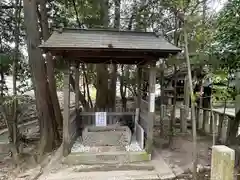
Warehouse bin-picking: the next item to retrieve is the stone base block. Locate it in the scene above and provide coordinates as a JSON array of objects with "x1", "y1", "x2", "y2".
[
  {"x1": 63, "y1": 151, "x2": 151, "y2": 165},
  {"x1": 82, "y1": 125, "x2": 132, "y2": 146},
  {"x1": 0, "y1": 142, "x2": 9, "y2": 154}
]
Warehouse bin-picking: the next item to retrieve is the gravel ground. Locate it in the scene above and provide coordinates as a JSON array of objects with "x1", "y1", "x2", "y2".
[{"x1": 71, "y1": 135, "x2": 143, "y2": 153}]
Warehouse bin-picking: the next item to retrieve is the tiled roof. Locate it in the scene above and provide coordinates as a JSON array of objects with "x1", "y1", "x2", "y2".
[{"x1": 39, "y1": 28, "x2": 181, "y2": 53}]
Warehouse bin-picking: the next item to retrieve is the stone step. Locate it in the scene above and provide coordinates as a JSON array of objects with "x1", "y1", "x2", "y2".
[
  {"x1": 72, "y1": 163, "x2": 155, "y2": 172},
  {"x1": 46, "y1": 170, "x2": 161, "y2": 180},
  {"x1": 63, "y1": 151, "x2": 151, "y2": 165},
  {"x1": 71, "y1": 145, "x2": 126, "y2": 153}
]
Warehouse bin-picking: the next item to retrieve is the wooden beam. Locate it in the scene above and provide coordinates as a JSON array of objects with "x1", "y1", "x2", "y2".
[
  {"x1": 65, "y1": 57, "x2": 149, "y2": 65},
  {"x1": 45, "y1": 50, "x2": 173, "y2": 62},
  {"x1": 146, "y1": 62, "x2": 156, "y2": 154},
  {"x1": 63, "y1": 61, "x2": 71, "y2": 156},
  {"x1": 50, "y1": 49, "x2": 156, "y2": 58}
]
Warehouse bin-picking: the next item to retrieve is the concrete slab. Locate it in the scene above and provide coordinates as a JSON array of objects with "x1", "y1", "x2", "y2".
[
  {"x1": 45, "y1": 170, "x2": 160, "y2": 180},
  {"x1": 72, "y1": 163, "x2": 155, "y2": 172},
  {"x1": 82, "y1": 125, "x2": 132, "y2": 146},
  {"x1": 152, "y1": 149, "x2": 176, "y2": 179}
]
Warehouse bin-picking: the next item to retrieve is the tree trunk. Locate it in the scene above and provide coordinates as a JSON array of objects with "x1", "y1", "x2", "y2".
[
  {"x1": 0, "y1": 63, "x2": 4, "y2": 97},
  {"x1": 82, "y1": 64, "x2": 93, "y2": 108},
  {"x1": 96, "y1": 65, "x2": 109, "y2": 109},
  {"x1": 39, "y1": 0, "x2": 63, "y2": 131},
  {"x1": 107, "y1": 0, "x2": 120, "y2": 110},
  {"x1": 169, "y1": 66, "x2": 177, "y2": 147},
  {"x1": 184, "y1": 21, "x2": 198, "y2": 180},
  {"x1": 108, "y1": 64, "x2": 117, "y2": 109},
  {"x1": 23, "y1": 0, "x2": 58, "y2": 153},
  {"x1": 69, "y1": 74, "x2": 90, "y2": 110},
  {"x1": 159, "y1": 60, "x2": 165, "y2": 136},
  {"x1": 95, "y1": 0, "x2": 109, "y2": 109},
  {"x1": 120, "y1": 65, "x2": 128, "y2": 110},
  {"x1": 11, "y1": 0, "x2": 22, "y2": 156}
]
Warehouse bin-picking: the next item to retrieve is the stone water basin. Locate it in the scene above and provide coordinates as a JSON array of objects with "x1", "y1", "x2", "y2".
[{"x1": 82, "y1": 125, "x2": 132, "y2": 146}]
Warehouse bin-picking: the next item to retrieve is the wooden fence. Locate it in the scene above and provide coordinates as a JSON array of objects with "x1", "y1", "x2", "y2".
[
  {"x1": 177, "y1": 105, "x2": 236, "y2": 144},
  {"x1": 139, "y1": 98, "x2": 149, "y2": 134},
  {"x1": 77, "y1": 107, "x2": 135, "y2": 127},
  {"x1": 195, "y1": 107, "x2": 235, "y2": 144}
]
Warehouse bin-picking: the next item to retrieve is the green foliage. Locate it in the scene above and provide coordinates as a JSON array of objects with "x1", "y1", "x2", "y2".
[
  {"x1": 205, "y1": 70, "x2": 235, "y2": 103},
  {"x1": 55, "y1": 71, "x2": 64, "y2": 90},
  {"x1": 0, "y1": 53, "x2": 12, "y2": 71},
  {"x1": 0, "y1": 0, "x2": 31, "y2": 95},
  {"x1": 0, "y1": 95, "x2": 34, "y2": 126},
  {"x1": 212, "y1": 0, "x2": 240, "y2": 70}
]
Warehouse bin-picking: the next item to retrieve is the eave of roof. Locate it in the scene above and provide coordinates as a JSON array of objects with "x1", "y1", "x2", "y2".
[{"x1": 39, "y1": 28, "x2": 181, "y2": 53}]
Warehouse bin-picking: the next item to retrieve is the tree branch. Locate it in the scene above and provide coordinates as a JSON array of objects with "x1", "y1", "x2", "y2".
[
  {"x1": 72, "y1": 0, "x2": 82, "y2": 28},
  {"x1": 0, "y1": 5, "x2": 23, "y2": 9}
]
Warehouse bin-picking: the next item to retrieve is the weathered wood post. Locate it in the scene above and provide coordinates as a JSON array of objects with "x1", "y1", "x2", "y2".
[
  {"x1": 211, "y1": 145, "x2": 235, "y2": 180},
  {"x1": 205, "y1": 110, "x2": 211, "y2": 133},
  {"x1": 160, "y1": 59, "x2": 165, "y2": 119},
  {"x1": 146, "y1": 62, "x2": 156, "y2": 154},
  {"x1": 180, "y1": 105, "x2": 187, "y2": 133},
  {"x1": 74, "y1": 62, "x2": 81, "y2": 134},
  {"x1": 135, "y1": 65, "x2": 142, "y2": 130},
  {"x1": 195, "y1": 106, "x2": 200, "y2": 129},
  {"x1": 63, "y1": 61, "x2": 71, "y2": 156}
]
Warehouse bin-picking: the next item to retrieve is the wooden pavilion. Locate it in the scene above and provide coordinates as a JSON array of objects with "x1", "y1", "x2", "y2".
[{"x1": 39, "y1": 28, "x2": 181, "y2": 163}]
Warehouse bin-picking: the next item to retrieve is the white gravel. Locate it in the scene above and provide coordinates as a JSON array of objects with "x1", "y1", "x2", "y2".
[
  {"x1": 71, "y1": 134, "x2": 143, "y2": 153},
  {"x1": 125, "y1": 135, "x2": 143, "y2": 152}
]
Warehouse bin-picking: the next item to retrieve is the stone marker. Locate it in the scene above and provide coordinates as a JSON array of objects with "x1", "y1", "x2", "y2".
[{"x1": 211, "y1": 145, "x2": 235, "y2": 180}]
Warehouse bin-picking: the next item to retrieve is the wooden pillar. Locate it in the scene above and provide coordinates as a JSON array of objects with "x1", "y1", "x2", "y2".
[
  {"x1": 135, "y1": 65, "x2": 142, "y2": 127},
  {"x1": 211, "y1": 145, "x2": 235, "y2": 180},
  {"x1": 146, "y1": 62, "x2": 156, "y2": 154},
  {"x1": 75, "y1": 62, "x2": 80, "y2": 111},
  {"x1": 63, "y1": 61, "x2": 71, "y2": 156},
  {"x1": 160, "y1": 59, "x2": 165, "y2": 118},
  {"x1": 137, "y1": 65, "x2": 142, "y2": 108}
]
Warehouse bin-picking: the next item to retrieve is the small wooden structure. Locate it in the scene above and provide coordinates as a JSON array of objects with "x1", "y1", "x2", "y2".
[
  {"x1": 163, "y1": 62, "x2": 209, "y2": 104},
  {"x1": 39, "y1": 28, "x2": 181, "y2": 161}
]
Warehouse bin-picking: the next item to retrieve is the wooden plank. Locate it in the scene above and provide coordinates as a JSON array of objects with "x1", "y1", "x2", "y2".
[
  {"x1": 139, "y1": 111, "x2": 148, "y2": 133},
  {"x1": 63, "y1": 61, "x2": 71, "y2": 156},
  {"x1": 136, "y1": 123, "x2": 144, "y2": 149}
]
